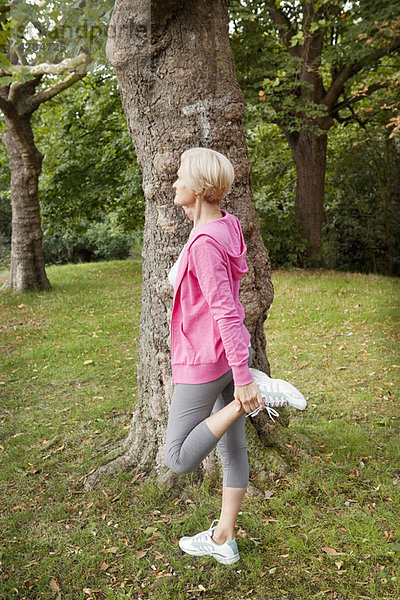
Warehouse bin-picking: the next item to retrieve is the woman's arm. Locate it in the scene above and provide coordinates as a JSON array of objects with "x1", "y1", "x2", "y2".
[
  {"x1": 190, "y1": 237, "x2": 264, "y2": 414},
  {"x1": 190, "y1": 237, "x2": 251, "y2": 382}
]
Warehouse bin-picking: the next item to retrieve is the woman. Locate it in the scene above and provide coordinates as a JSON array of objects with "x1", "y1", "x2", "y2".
[{"x1": 164, "y1": 147, "x2": 264, "y2": 565}]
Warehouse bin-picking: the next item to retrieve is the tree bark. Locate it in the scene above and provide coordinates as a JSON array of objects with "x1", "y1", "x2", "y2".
[
  {"x1": 288, "y1": 130, "x2": 328, "y2": 266},
  {"x1": 0, "y1": 56, "x2": 89, "y2": 293},
  {"x1": 0, "y1": 90, "x2": 50, "y2": 293},
  {"x1": 85, "y1": 0, "x2": 278, "y2": 489}
]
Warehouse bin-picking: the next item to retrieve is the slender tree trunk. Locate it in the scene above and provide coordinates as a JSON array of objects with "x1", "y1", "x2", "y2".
[
  {"x1": 1, "y1": 111, "x2": 50, "y2": 293},
  {"x1": 85, "y1": 0, "x2": 279, "y2": 489},
  {"x1": 381, "y1": 135, "x2": 396, "y2": 276},
  {"x1": 288, "y1": 130, "x2": 328, "y2": 266}
]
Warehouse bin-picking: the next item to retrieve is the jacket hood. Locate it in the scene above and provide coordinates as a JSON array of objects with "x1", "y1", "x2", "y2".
[{"x1": 187, "y1": 210, "x2": 248, "y2": 280}]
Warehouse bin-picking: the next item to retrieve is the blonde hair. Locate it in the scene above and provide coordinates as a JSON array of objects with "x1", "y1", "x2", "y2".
[{"x1": 180, "y1": 148, "x2": 235, "y2": 205}]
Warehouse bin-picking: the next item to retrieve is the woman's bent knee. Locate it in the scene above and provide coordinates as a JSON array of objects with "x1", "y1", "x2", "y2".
[{"x1": 164, "y1": 450, "x2": 192, "y2": 475}]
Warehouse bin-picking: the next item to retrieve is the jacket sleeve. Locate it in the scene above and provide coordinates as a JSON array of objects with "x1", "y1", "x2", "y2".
[{"x1": 190, "y1": 237, "x2": 253, "y2": 386}]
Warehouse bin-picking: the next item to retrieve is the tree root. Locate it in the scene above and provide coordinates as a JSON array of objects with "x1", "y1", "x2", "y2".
[
  {"x1": 84, "y1": 412, "x2": 315, "y2": 492},
  {"x1": 84, "y1": 451, "x2": 138, "y2": 491}
]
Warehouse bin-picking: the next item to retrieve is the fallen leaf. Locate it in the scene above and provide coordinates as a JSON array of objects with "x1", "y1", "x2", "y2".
[
  {"x1": 261, "y1": 517, "x2": 279, "y2": 524},
  {"x1": 49, "y1": 578, "x2": 60, "y2": 592},
  {"x1": 136, "y1": 550, "x2": 147, "y2": 559},
  {"x1": 322, "y1": 546, "x2": 344, "y2": 556},
  {"x1": 103, "y1": 546, "x2": 118, "y2": 554},
  {"x1": 143, "y1": 526, "x2": 158, "y2": 536},
  {"x1": 146, "y1": 535, "x2": 160, "y2": 542}
]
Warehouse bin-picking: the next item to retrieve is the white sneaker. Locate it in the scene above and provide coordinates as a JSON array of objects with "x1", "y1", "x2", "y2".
[
  {"x1": 179, "y1": 520, "x2": 240, "y2": 565},
  {"x1": 247, "y1": 368, "x2": 308, "y2": 420}
]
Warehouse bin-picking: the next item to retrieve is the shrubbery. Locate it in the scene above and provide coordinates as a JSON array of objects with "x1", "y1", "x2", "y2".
[
  {"x1": 42, "y1": 218, "x2": 142, "y2": 266},
  {"x1": 246, "y1": 115, "x2": 400, "y2": 274}
]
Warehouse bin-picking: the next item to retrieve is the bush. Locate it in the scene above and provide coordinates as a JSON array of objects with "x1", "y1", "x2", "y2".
[
  {"x1": 246, "y1": 117, "x2": 307, "y2": 268},
  {"x1": 324, "y1": 124, "x2": 400, "y2": 275},
  {"x1": 42, "y1": 219, "x2": 141, "y2": 265}
]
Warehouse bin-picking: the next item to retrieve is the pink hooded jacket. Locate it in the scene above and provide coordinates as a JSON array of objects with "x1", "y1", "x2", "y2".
[{"x1": 170, "y1": 210, "x2": 253, "y2": 387}]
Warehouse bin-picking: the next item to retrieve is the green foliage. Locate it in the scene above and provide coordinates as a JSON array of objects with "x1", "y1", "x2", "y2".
[
  {"x1": 0, "y1": 69, "x2": 145, "y2": 268},
  {"x1": 42, "y1": 214, "x2": 142, "y2": 266},
  {"x1": 231, "y1": 0, "x2": 400, "y2": 271},
  {"x1": 245, "y1": 107, "x2": 307, "y2": 267},
  {"x1": 34, "y1": 71, "x2": 145, "y2": 235},
  {"x1": 324, "y1": 121, "x2": 400, "y2": 275},
  {"x1": 0, "y1": 143, "x2": 11, "y2": 266},
  {"x1": 245, "y1": 98, "x2": 400, "y2": 274},
  {"x1": 1, "y1": 0, "x2": 114, "y2": 74},
  {"x1": 230, "y1": 0, "x2": 400, "y2": 131}
]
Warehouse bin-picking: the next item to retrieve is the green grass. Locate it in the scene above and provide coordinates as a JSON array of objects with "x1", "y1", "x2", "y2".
[{"x1": 0, "y1": 262, "x2": 399, "y2": 600}]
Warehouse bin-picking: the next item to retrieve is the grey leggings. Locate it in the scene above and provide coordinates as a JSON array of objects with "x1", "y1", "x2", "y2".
[{"x1": 164, "y1": 350, "x2": 252, "y2": 488}]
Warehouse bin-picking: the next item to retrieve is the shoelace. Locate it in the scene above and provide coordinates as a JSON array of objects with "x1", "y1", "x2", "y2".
[
  {"x1": 247, "y1": 397, "x2": 288, "y2": 421},
  {"x1": 248, "y1": 405, "x2": 280, "y2": 421},
  {"x1": 191, "y1": 520, "x2": 219, "y2": 544}
]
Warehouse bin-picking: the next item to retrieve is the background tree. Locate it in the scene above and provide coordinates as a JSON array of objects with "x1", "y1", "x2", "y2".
[
  {"x1": 0, "y1": 69, "x2": 145, "y2": 267},
  {"x1": 0, "y1": 0, "x2": 113, "y2": 292},
  {"x1": 245, "y1": 112, "x2": 306, "y2": 266},
  {"x1": 244, "y1": 96, "x2": 400, "y2": 273},
  {"x1": 35, "y1": 71, "x2": 145, "y2": 264},
  {"x1": 324, "y1": 103, "x2": 400, "y2": 275},
  {"x1": 36, "y1": 72, "x2": 144, "y2": 236},
  {"x1": 230, "y1": 0, "x2": 400, "y2": 265},
  {"x1": 85, "y1": 0, "x2": 280, "y2": 490}
]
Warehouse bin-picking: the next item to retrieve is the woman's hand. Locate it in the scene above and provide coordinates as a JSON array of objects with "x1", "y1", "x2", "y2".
[{"x1": 234, "y1": 381, "x2": 264, "y2": 415}]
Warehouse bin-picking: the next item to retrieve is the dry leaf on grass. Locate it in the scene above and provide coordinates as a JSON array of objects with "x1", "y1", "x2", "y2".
[
  {"x1": 49, "y1": 578, "x2": 60, "y2": 592},
  {"x1": 321, "y1": 546, "x2": 344, "y2": 556}
]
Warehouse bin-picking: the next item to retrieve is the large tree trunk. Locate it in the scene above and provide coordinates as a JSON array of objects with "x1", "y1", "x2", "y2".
[
  {"x1": 287, "y1": 130, "x2": 328, "y2": 267},
  {"x1": 1, "y1": 101, "x2": 50, "y2": 293},
  {"x1": 85, "y1": 0, "x2": 280, "y2": 489}
]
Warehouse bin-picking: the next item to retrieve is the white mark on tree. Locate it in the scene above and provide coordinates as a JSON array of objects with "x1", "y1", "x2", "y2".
[{"x1": 182, "y1": 99, "x2": 213, "y2": 140}]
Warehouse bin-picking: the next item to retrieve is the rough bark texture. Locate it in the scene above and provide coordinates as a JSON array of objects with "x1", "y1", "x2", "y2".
[
  {"x1": 85, "y1": 0, "x2": 284, "y2": 490},
  {"x1": 0, "y1": 56, "x2": 88, "y2": 293},
  {"x1": 290, "y1": 131, "x2": 328, "y2": 266},
  {"x1": 0, "y1": 82, "x2": 50, "y2": 293}
]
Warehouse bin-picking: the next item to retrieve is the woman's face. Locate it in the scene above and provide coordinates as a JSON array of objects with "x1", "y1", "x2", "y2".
[{"x1": 173, "y1": 166, "x2": 196, "y2": 217}]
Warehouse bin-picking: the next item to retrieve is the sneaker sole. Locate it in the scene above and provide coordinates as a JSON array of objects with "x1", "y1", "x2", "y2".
[
  {"x1": 268, "y1": 378, "x2": 308, "y2": 410},
  {"x1": 250, "y1": 369, "x2": 308, "y2": 410},
  {"x1": 179, "y1": 542, "x2": 240, "y2": 565}
]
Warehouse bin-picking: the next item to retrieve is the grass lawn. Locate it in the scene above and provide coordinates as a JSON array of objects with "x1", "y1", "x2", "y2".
[{"x1": 0, "y1": 260, "x2": 399, "y2": 600}]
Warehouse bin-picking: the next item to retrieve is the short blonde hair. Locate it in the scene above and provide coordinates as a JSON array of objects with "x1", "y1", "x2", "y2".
[{"x1": 180, "y1": 148, "x2": 235, "y2": 205}]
